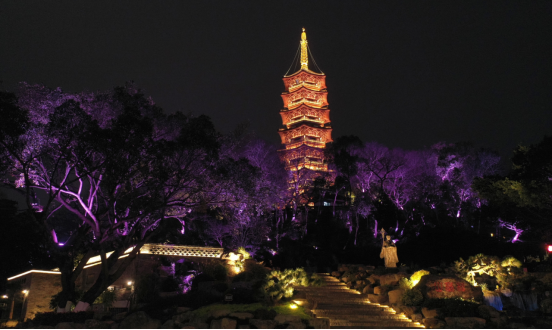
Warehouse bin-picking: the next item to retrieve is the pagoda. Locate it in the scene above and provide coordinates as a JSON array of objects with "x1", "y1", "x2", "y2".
[{"x1": 278, "y1": 28, "x2": 333, "y2": 175}]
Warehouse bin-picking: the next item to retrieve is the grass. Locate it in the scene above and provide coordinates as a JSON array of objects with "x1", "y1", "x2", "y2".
[{"x1": 191, "y1": 303, "x2": 312, "y2": 320}]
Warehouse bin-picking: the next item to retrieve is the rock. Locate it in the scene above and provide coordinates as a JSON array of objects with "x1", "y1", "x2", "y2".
[
  {"x1": 120, "y1": 311, "x2": 162, "y2": 329},
  {"x1": 110, "y1": 322, "x2": 119, "y2": 329},
  {"x1": 401, "y1": 306, "x2": 420, "y2": 318},
  {"x1": 369, "y1": 274, "x2": 381, "y2": 281},
  {"x1": 489, "y1": 316, "x2": 508, "y2": 328},
  {"x1": 161, "y1": 320, "x2": 175, "y2": 329},
  {"x1": 368, "y1": 293, "x2": 388, "y2": 304},
  {"x1": 445, "y1": 317, "x2": 486, "y2": 329},
  {"x1": 346, "y1": 281, "x2": 353, "y2": 289},
  {"x1": 422, "y1": 307, "x2": 444, "y2": 319},
  {"x1": 379, "y1": 272, "x2": 408, "y2": 286},
  {"x1": 411, "y1": 313, "x2": 423, "y2": 322},
  {"x1": 309, "y1": 318, "x2": 330, "y2": 329},
  {"x1": 338, "y1": 265, "x2": 349, "y2": 272},
  {"x1": 415, "y1": 274, "x2": 484, "y2": 302},
  {"x1": 93, "y1": 311, "x2": 112, "y2": 321},
  {"x1": 362, "y1": 286, "x2": 373, "y2": 294},
  {"x1": 249, "y1": 319, "x2": 277, "y2": 329},
  {"x1": 275, "y1": 315, "x2": 302, "y2": 324},
  {"x1": 177, "y1": 307, "x2": 191, "y2": 314},
  {"x1": 210, "y1": 308, "x2": 232, "y2": 318},
  {"x1": 540, "y1": 298, "x2": 552, "y2": 314},
  {"x1": 477, "y1": 305, "x2": 500, "y2": 320},
  {"x1": 287, "y1": 321, "x2": 306, "y2": 329},
  {"x1": 55, "y1": 322, "x2": 78, "y2": 329},
  {"x1": 36, "y1": 326, "x2": 55, "y2": 329},
  {"x1": 388, "y1": 289, "x2": 405, "y2": 304},
  {"x1": 228, "y1": 312, "x2": 254, "y2": 320},
  {"x1": 220, "y1": 318, "x2": 237, "y2": 329},
  {"x1": 186, "y1": 322, "x2": 209, "y2": 329},
  {"x1": 353, "y1": 283, "x2": 364, "y2": 291},
  {"x1": 423, "y1": 318, "x2": 446, "y2": 329},
  {"x1": 174, "y1": 311, "x2": 193, "y2": 324},
  {"x1": 85, "y1": 319, "x2": 110, "y2": 329},
  {"x1": 112, "y1": 312, "x2": 127, "y2": 322},
  {"x1": 366, "y1": 277, "x2": 377, "y2": 285},
  {"x1": 331, "y1": 271, "x2": 341, "y2": 277},
  {"x1": 238, "y1": 326, "x2": 250, "y2": 329},
  {"x1": 373, "y1": 286, "x2": 382, "y2": 295}
]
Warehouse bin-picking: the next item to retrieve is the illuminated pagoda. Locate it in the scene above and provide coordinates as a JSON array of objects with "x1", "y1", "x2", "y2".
[{"x1": 278, "y1": 28, "x2": 333, "y2": 177}]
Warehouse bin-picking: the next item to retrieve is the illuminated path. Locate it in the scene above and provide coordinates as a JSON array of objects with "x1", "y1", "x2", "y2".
[{"x1": 296, "y1": 274, "x2": 424, "y2": 329}]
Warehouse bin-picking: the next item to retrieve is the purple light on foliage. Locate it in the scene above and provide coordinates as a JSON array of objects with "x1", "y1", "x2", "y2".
[{"x1": 499, "y1": 219, "x2": 524, "y2": 243}]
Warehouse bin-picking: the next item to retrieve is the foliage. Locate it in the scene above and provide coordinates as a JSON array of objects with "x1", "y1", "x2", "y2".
[
  {"x1": 189, "y1": 303, "x2": 311, "y2": 321},
  {"x1": 200, "y1": 260, "x2": 229, "y2": 282},
  {"x1": 135, "y1": 273, "x2": 160, "y2": 303},
  {"x1": 453, "y1": 254, "x2": 522, "y2": 288},
  {"x1": 232, "y1": 262, "x2": 269, "y2": 283},
  {"x1": 263, "y1": 268, "x2": 320, "y2": 302},
  {"x1": 422, "y1": 298, "x2": 480, "y2": 317},
  {"x1": 401, "y1": 288, "x2": 423, "y2": 306},
  {"x1": 31, "y1": 311, "x2": 94, "y2": 325},
  {"x1": 93, "y1": 289, "x2": 116, "y2": 307},
  {"x1": 49, "y1": 290, "x2": 83, "y2": 310}
]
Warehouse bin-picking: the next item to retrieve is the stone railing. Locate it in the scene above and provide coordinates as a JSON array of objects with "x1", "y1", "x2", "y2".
[{"x1": 140, "y1": 244, "x2": 223, "y2": 258}]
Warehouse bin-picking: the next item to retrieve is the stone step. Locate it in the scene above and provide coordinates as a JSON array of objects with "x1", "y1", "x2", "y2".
[
  {"x1": 314, "y1": 307, "x2": 392, "y2": 314},
  {"x1": 316, "y1": 314, "x2": 405, "y2": 321},
  {"x1": 330, "y1": 320, "x2": 422, "y2": 328}
]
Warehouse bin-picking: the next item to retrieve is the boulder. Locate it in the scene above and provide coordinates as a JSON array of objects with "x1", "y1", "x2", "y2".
[
  {"x1": 55, "y1": 322, "x2": 79, "y2": 329},
  {"x1": 210, "y1": 309, "x2": 232, "y2": 318},
  {"x1": 174, "y1": 311, "x2": 193, "y2": 324},
  {"x1": 275, "y1": 315, "x2": 302, "y2": 325},
  {"x1": 489, "y1": 316, "x2": 508, "y2": 328},
  {"x1": 362, "y1": 286, "x2": 373, "y2": 294},
  {"x1": 120, "y1": 311, "x2": 162, "y2": 329},
  {"x1": 161, "y1": 320, "x2": 175, "y2": 329},
  {"x1": 287, "y1": 322, "x2": 306, "y2": 329},
  {"x1": 85, "y1": 319, "x2": 110, "y2": 329},
  {"x1": 540, "y1": 298, "x2": 552, "y2": 314},
  {"x1": 177, "y1": 307, "x2": 191, "y2": 314},
  {"x1": 421, "y1": 307, "x2": 444, "y2": 319},
  {"x1": 249, "y1": 319, "x2": 277, "y2": 329},
  {"x1": 414, "y1": 274, "x2": 484, "y2": 302},
  {"x1": 373, "y1": 286, "x2": 382, "y2": 295},
  {"x1": 112, "y1": 312, "x2": 127, "y2": 322},
  {"x1": 220, "y1": 318, "x2": 237, "y2": 329},
  {"x1": 444, "y1": 317, "x2": 486, "y2": 329},
  {"x1": 477, "y1": 305, "x2": 500, "y2": 320},
  {"x1": 379, "y1": 272, "x2": 408, "y2": 286},
  {"x1": 401, "y1": 306, "x2": 420, "y2": 318},
  {"x1": 366, "y1": 277, "x2": 377, "y2": 285},
  {"x1": 229, "y1": 312, "x2": 254, "y2": 320},
  {"x1": 388, "y1": 289, "x2": 405, "y2": 304},
  {"x1": 423, "y1": 318, "x2": 446, "y2": 329},
  {"x1": 331, "y1": 271, "x2": 341, "y2": 277},
  {"x1": 368, "y1": 293, "x2": 388, "y2": 304},
  {"x1": 365, "y1": 266, "x2": 375, "y2": 272},
  {"x1": 308, "y1": 318, "x2": 330, "y2": 329},
  {"x1": 338, "y1": 265, "x2": 349, "y2": 272},
  {"x1": 411, "y1": 313, "x2": 423, "y2": 322},
  {"x1": 346, "y1": 281, "x2": 353, "y2": 289}
]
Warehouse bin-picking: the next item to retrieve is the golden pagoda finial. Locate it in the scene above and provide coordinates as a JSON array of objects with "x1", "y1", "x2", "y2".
[{"x1": 300, "y1": 28, "x2": 308, "y2": 70}]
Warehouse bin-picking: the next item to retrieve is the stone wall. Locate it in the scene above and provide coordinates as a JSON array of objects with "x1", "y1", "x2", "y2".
[{"x1": 25, "y1": 273, "x2": 61, "y2": 321}]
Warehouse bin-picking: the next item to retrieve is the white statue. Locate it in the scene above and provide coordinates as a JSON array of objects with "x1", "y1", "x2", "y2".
[{"x1": 379, "y1": 229, "x2": 399, "y2": 268}]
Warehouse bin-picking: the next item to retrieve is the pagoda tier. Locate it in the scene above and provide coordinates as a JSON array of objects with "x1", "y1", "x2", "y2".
[
  {"x1": 278, "y1": 28, "x2": 333, "y2": 175},
  {"x1": 278, "y1": 124, "x2": 332, "y2": 145},
  {"x1": 281, "y1": 86, "x2": 328, "y2": 110},
  {"x1": 280, "y1": 104, "x2": 331, "y2": 128}
]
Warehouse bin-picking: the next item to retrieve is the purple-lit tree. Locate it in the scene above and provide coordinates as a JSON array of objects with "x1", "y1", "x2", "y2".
[{"x1": 0, "y1": 83, "x2": 236, "y2": 311}]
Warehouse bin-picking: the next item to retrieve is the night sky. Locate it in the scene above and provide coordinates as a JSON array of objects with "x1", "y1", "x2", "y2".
[{"x1": 1, "y1": 1, "x2": 551, "y2": 159}]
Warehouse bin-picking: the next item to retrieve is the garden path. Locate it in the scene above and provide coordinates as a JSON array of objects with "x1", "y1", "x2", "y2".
[{"x1": 298, "y1": 274, "x2": 425, "y2": 329}]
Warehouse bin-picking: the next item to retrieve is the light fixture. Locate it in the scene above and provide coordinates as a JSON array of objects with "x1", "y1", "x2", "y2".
[
  {"x1": 22, "y1": 290, "x2": 28, "y2": 294},
  {"x1": 548, "y1": 245, "x2": 552, "y2": 252},
  {"x1": 2, "y1": 295, "x2": 7, "y2": 299},
  {"x1": 289, "y1": 303, "x2": 298, "y2": 309},
  {"x1": 127, "y1": 281, "x2": 132, "y2": 286}
]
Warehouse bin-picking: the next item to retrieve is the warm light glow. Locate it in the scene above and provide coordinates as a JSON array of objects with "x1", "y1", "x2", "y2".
[
  {"x1": 2, "y1": 295, "x2": 8, "y2": 299},
  {"x1": 127, "y1": 281, "x2": 132, "y2": 286},
  {"x1": 411, "y1": 279, "x2": 420, "y2": 286},
  {"x1": 548, "y1": 245, "x2": 552, "y2": 252},
  {"x1": 289, "y1": 303, "x2": 298, "y2": 309},
  {"x1": 22, "y1": 290, "x2": 28, "y2": 294},
  {"x1": 234, "y1": 266, "x2": 241, "y2": 274},
  {"x1": 300, "y1": 28, "x2": 308, "y2": 69},
  {"x1": 8, "y1": 270, "x2": 61, "y2": 281}
]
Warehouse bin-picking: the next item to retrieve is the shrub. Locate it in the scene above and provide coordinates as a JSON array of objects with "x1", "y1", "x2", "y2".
[
  {"x1": 410, "y1": 270, "x2": 430, "y2": 286},
  {"x1": 401, "y1": 289, "x2": 423, "y2": 306},
  {"x1": 135, "y1": 273, "x2": 160, "y2": 303},
  {"x1": 263, "y1": 268, "x2": 319, "y2": 303},
  {"x1": 200, "y1": 260, "x2": 229, "y2": 282},
  {"x1": 93, "y1": 289, "x2": 116, "y2": 307}
]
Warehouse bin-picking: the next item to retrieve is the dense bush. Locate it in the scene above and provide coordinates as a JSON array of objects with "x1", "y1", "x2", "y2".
[
  {"x1": 201, "y1": 260, "x2": 229, "y2": 282},
  {"x1": 93, "y1": 289, "x2": 117, "y2": 307},
  {"x1": 32, "y1": 311, "x2": 94, "y2": 325},
  {"x1": 401, "y1": 289, "x2": 423, "y2": 306},
  {"x1": 263, "y1": 268, "x2": 321, "y2": 302}
]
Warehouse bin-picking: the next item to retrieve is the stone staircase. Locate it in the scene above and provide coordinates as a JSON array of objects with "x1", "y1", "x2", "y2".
[{"x1": 295, "y1": 274, "x2": 424, "y2": 329}]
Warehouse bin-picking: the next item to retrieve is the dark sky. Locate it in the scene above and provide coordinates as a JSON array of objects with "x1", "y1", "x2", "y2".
[{"x1": 1, "y1": 0, "x2": 551, "y2": 159}]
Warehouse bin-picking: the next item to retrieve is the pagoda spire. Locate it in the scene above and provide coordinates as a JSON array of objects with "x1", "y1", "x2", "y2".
[{"x1": 300, "y1": 28, "x2": 308, "y2": 70}]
